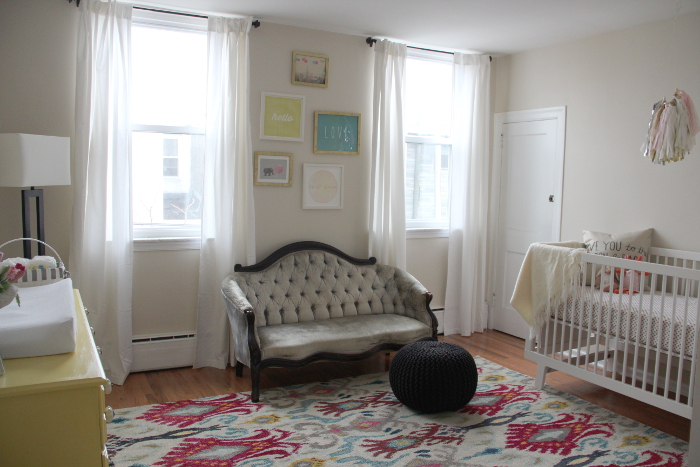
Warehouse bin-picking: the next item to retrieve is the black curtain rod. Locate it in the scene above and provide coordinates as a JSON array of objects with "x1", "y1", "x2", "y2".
[
  {"x1": 366, "y1": 37, "x2": 491, "y2": 61},
  {"x1": 67, "y1": 1, "x2": 260, "y2": 27},
  {"x1": 133, "y1": 6, "x2": 261, "y2": 27}
]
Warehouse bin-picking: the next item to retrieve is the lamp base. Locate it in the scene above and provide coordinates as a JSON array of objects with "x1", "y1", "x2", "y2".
[{"x1": 21, "y1": 187, "x2": 46, "y2": 259}]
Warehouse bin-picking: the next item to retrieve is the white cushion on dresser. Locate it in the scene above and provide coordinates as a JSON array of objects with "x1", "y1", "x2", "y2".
[{"x1": 0, "y1": 279, "x2": 76, "y2": 359}]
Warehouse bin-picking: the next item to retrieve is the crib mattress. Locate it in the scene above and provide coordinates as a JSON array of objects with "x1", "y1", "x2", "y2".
[
  {"x1": 0, "y1": 279, "x2": 76, "y2": 359},
  {"x1": 554, "y1": 286, "x2": 699, "y2": 357}
]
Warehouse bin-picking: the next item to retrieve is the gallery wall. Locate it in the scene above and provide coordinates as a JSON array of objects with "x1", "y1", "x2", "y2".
[{"x1": 0, "y1": 0, "x2": 450, "y2": 341}]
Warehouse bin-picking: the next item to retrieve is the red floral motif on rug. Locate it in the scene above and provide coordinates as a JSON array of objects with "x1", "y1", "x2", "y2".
[
  {"x1": 316, "y1": 390, "x2": 400, "y2": 417},
  {"x1": 361, "y1": 423, "x2": 463, "y2": 458},
  {"x1": 138, "y1": 393, "x2": 260, "y2": 428},
  {"x1": 506, "y1": 412, "x2": 614, "y2": 456},
  {"x1": 153, "y1": 429, "x2": 302, "y2": 467},
  {"x1": 461, "y1": 383, "x2": 541, "y2": 416}
]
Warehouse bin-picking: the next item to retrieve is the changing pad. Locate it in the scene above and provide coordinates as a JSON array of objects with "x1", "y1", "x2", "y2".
[{"x1": 0, "y1": 279, "x2": 76, "y2": 359}]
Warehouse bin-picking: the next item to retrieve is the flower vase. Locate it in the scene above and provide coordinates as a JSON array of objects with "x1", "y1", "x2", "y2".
[{"x1": 0, "y1": 284, "x2": 18, "y2": 310}]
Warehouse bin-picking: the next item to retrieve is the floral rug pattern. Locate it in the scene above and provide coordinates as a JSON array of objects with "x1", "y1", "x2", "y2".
[{"x1": 107, "y1": 356, "x2": 687, "y2": 466}]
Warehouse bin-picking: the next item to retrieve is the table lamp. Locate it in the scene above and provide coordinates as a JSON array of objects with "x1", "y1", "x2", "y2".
[{"x1": 0, "y1": 134, "x2": 71, "y2": 258}]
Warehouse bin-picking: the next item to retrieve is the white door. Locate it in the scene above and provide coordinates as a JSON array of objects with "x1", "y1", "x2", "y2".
[{"x1": 491, "y1": 108, "x2": 565, "y2": 339}]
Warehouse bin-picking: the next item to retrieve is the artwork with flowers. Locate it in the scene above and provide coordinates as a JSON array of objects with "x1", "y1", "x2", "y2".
[
  {"x1": 254, "y1": 152, "x2": 293, "y2": 187},
  {"x1": 292, "y1": 51, "x2": 329, "y2": 88}
]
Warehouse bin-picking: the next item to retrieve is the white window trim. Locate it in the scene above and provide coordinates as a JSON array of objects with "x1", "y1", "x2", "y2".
[{"x1": 133, "y1": 237, "x2": 201, "y2": 251}]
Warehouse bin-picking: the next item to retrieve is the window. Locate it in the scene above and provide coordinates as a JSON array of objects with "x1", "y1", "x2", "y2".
[
  {"x1": 404, "y1": 49, "x2": 454, "y2": 234},
  {"x1": 131, "y1": 10, "x2": 207, "y2": 239}
]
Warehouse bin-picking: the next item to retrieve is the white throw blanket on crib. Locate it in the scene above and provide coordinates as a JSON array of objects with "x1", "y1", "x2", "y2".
[{"x1": 510, "y1": 241, "x2": 586, "y2": 337}]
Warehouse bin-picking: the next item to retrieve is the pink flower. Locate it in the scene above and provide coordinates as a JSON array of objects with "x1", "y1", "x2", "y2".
[{"x1": 7, "y1": 263, "x2": 25, "y2": 283}]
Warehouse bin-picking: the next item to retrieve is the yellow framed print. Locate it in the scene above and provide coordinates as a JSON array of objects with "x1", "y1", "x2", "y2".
[
  {"x1": 254, "y1": 152, "x2": 293, "y2": 187},
  {"x1": 260, "y1": 92, "x2": 305, "y2": 142},
  {"x1": 292, "y1": 51, "x2": 329, "y2": 88}
]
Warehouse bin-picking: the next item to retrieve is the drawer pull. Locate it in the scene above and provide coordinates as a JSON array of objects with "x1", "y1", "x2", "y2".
[
  {"x1": 96, "y1": 346, "x2": 102, "y2": 355},
  {"x1": 104, "y1": 406, "x2": 114, "y2": 423},
  {"x1": 103, "y1": 379, "x2": 113, "y2": 394},
  {"x1": 90, "y1": 326, "x2": 96, "y2": 336},
  {"x1": 84, "y1": 306, "x2": 89, "y2": 315}
]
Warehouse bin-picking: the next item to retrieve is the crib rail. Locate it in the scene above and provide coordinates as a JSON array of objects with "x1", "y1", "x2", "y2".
[{"x1": 526, "y1": 251, "x2": 700, "y2": 418}]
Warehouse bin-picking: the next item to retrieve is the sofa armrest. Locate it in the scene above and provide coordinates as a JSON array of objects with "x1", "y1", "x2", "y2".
[
  {"x1": 393, "y1": 269, "x2": 438, "y2": 338},
  {"x1": 222, "y1": 276, "x2": 261, "y2": 367}
]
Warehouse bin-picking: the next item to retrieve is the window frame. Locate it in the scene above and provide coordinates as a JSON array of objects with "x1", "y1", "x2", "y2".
[
  {"x1": 130, "y1": 10, "x2": 208, "y2": 248},
  {"x1": 404, "y1": 48, "x2": 454, "y2": 237}
]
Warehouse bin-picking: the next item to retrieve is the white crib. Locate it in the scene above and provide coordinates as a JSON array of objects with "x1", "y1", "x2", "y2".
[{"x1": 524, "y1": 246, "x2": 700, "y2": 463}]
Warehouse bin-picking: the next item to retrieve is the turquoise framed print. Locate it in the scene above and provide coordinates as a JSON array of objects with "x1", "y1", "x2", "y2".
[{"x1": 314, "y1": 111, "x2": 361, "y2": 155}]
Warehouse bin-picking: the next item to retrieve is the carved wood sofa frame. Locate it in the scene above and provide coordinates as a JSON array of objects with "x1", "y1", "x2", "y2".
[{"x1": 222, "y1": 241, "x2": 438, "y2": 402}]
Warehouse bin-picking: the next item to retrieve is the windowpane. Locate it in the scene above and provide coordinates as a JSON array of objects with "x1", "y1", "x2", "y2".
[
  {"x1": 132, "y1": 25, "x2": 207, "y2": 128},
  {"x1": 405, "y1": 143, "x2": 451, "y2": 221},
  {"x1": 405, "y1": 57, "x2": 453, "y2": 138},
  {"x1": 132, "y1": 132, "x2": 204, "y2": 229},
  {"x1": 404, "y1": 52, "x2": 453, "y2": 229},
  {"x1": 131, "y1": 18, "x2": 206, "y2": 238}
]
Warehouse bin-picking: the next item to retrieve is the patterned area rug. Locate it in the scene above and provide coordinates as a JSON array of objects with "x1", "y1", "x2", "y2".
[{"x1": 107, "y1": 356, "x2": 687, "y2": 466}]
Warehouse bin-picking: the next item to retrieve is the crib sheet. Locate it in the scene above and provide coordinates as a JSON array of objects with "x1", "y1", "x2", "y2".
[{"x1": 554, "y1": 286, "x2": 699, "y2": 357}]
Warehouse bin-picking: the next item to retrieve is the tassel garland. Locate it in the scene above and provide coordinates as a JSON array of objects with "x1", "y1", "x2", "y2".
[{"x1": 641, "y1": 89, "x2": 699, "y2": 165}]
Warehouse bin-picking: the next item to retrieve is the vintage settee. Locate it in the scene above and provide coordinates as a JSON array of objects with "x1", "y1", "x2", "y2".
[{"x1": 222, "y1": 241, "x2": 438, "y2": 402}]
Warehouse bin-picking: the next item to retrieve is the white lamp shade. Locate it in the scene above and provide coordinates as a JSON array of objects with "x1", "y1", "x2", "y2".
[{"x1": 0, "y1": 133, "x2": 71, "y2": 187}]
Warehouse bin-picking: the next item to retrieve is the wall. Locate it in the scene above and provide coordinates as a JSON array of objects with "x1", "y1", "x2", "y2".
[
  {"x1": 493, "y1": 11, "x2": 700, "y2": 252},
  {"x1": 0, "y1": 2, "x2": 451, "y2": 344},
  {"x1": 0, "y1": 0, "x2": 77, "y2": 260}
]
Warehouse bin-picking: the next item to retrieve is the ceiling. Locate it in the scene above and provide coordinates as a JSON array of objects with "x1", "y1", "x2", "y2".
[{"x1": 134, "y1": 0, "x2": 700, "y2": 55}]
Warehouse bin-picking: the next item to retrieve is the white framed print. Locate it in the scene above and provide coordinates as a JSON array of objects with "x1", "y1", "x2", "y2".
[{"x1": 303, "y1": 163, "x2": 343, "y2": 209}]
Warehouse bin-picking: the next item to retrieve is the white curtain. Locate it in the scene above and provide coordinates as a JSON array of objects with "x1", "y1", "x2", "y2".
[
  {"x1": 194, "y1": 16, "x2": 256, "y2": 369},
  {"x1": 443, "y1": 53, "x2": 491, "y2": 336},
  {"x1": 369, "y1": 39, "x2": 407, "y2": 269},
  {"x1": 71, "y1": 0, "x2": 133, "y2": 385}
]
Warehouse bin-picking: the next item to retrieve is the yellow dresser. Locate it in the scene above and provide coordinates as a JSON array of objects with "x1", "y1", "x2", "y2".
[{"x1": 0, "y1": 290, "x2": 111, "y2": 467}]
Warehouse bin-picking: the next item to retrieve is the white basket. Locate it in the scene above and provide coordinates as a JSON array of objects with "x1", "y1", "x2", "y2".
[{"x1": 0, "y1": 238, "x2": 70, "y2": 287}]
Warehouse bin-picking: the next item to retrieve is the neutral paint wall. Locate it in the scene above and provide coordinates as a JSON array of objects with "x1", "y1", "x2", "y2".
[
  {"x1": 0, "y1": 4, "x2": 451, "y2": 338},
  {"x1": 0, "y1": 0, "x2": 77, "y2": 261},
  {"x1": 493, "y1": 11, "x2": 700, "y2": 252}
]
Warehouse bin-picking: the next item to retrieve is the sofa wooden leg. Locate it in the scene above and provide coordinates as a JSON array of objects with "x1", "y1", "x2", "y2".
[
  {"x1": 251, "y1": 367, "x2": 260, "y2": 403},
  {"x1": 235, "y1": 361, "x2": 243, "y2": 377}
]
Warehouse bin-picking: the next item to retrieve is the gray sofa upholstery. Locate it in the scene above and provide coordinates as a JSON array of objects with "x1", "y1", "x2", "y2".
[{"x1": 222, "y1": 241, "x2": 438, "y2": 402}]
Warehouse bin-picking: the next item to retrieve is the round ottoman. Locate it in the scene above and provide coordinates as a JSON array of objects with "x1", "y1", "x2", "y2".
[{"x1": 389, "y1": 341, "x2": 478, "y2": 413}]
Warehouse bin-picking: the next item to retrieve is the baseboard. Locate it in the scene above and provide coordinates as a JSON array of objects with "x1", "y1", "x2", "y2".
[{"x1": 132, "y1": 334, "x2": 197, "y2": 372}]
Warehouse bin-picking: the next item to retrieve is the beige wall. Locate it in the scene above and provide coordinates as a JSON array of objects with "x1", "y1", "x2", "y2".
[
  {"x1": 493, "y1": 11, "x2": 700, "y2": 252},
  {"x1": 0, "y1": 0, "x2": 77, "y2": 260}
]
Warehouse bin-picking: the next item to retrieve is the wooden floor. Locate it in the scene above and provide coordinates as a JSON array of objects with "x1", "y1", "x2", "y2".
[{"x1": 106, "y1": 329, "x2": 690, "y2": 441}]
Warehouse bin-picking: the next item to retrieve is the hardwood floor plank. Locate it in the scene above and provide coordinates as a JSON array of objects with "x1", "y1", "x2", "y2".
[{"x1": 106, "y1": 330, "x2": 690, "y2": 441}]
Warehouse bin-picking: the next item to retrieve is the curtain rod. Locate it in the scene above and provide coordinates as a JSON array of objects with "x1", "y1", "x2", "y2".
[
  {"x1": 366, "y1": 37, "x2": 491, "y2": 61},
  {"x1": 66, "y1": 0, "x2": 260, "y2": 26},
  {"x1": 133, "y1": 6, "x2": 260, "y2": 27}
]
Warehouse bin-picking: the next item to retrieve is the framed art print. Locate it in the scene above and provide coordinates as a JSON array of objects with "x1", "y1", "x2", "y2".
[
  {"x1": 254, "y1": 152, "x2": 293, "y2": 186},
  {"x1": 303, "y1": 163, "x2": 343, "y2": 209},
  {"x1": 292, "y1": 51, "x2": 329, "y2": 88},
  {"x1": 314, "y1": 111, "x2": 361, "y2": 155},
  {"x1": 260, "y1": 92, "x2": 305, "y2": 142}
]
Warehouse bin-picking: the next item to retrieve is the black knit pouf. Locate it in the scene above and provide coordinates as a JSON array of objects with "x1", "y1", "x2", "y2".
[{"x1": 389, "y1": 341, "x2": 478, "y2": 413}]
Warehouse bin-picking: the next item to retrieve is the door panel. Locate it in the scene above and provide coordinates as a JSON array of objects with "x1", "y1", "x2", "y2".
[{"x1": 492, "y1": 115, "x2": 563, "y2": 339}]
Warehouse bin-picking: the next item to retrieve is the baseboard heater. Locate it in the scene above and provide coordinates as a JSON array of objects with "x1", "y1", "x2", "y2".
[{"x1": 131, "y1": 333, "x2": 196, "y2": 372}]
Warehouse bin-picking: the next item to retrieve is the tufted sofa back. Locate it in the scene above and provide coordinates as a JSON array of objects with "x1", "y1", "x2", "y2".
[{"x1": 231, "y1": 250, "x2": 414, "y2": 327}]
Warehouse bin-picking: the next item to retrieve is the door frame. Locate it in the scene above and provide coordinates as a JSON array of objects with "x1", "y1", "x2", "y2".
[{"x1": 487, "y1": 106, "x2": 566, "y2": 329}]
